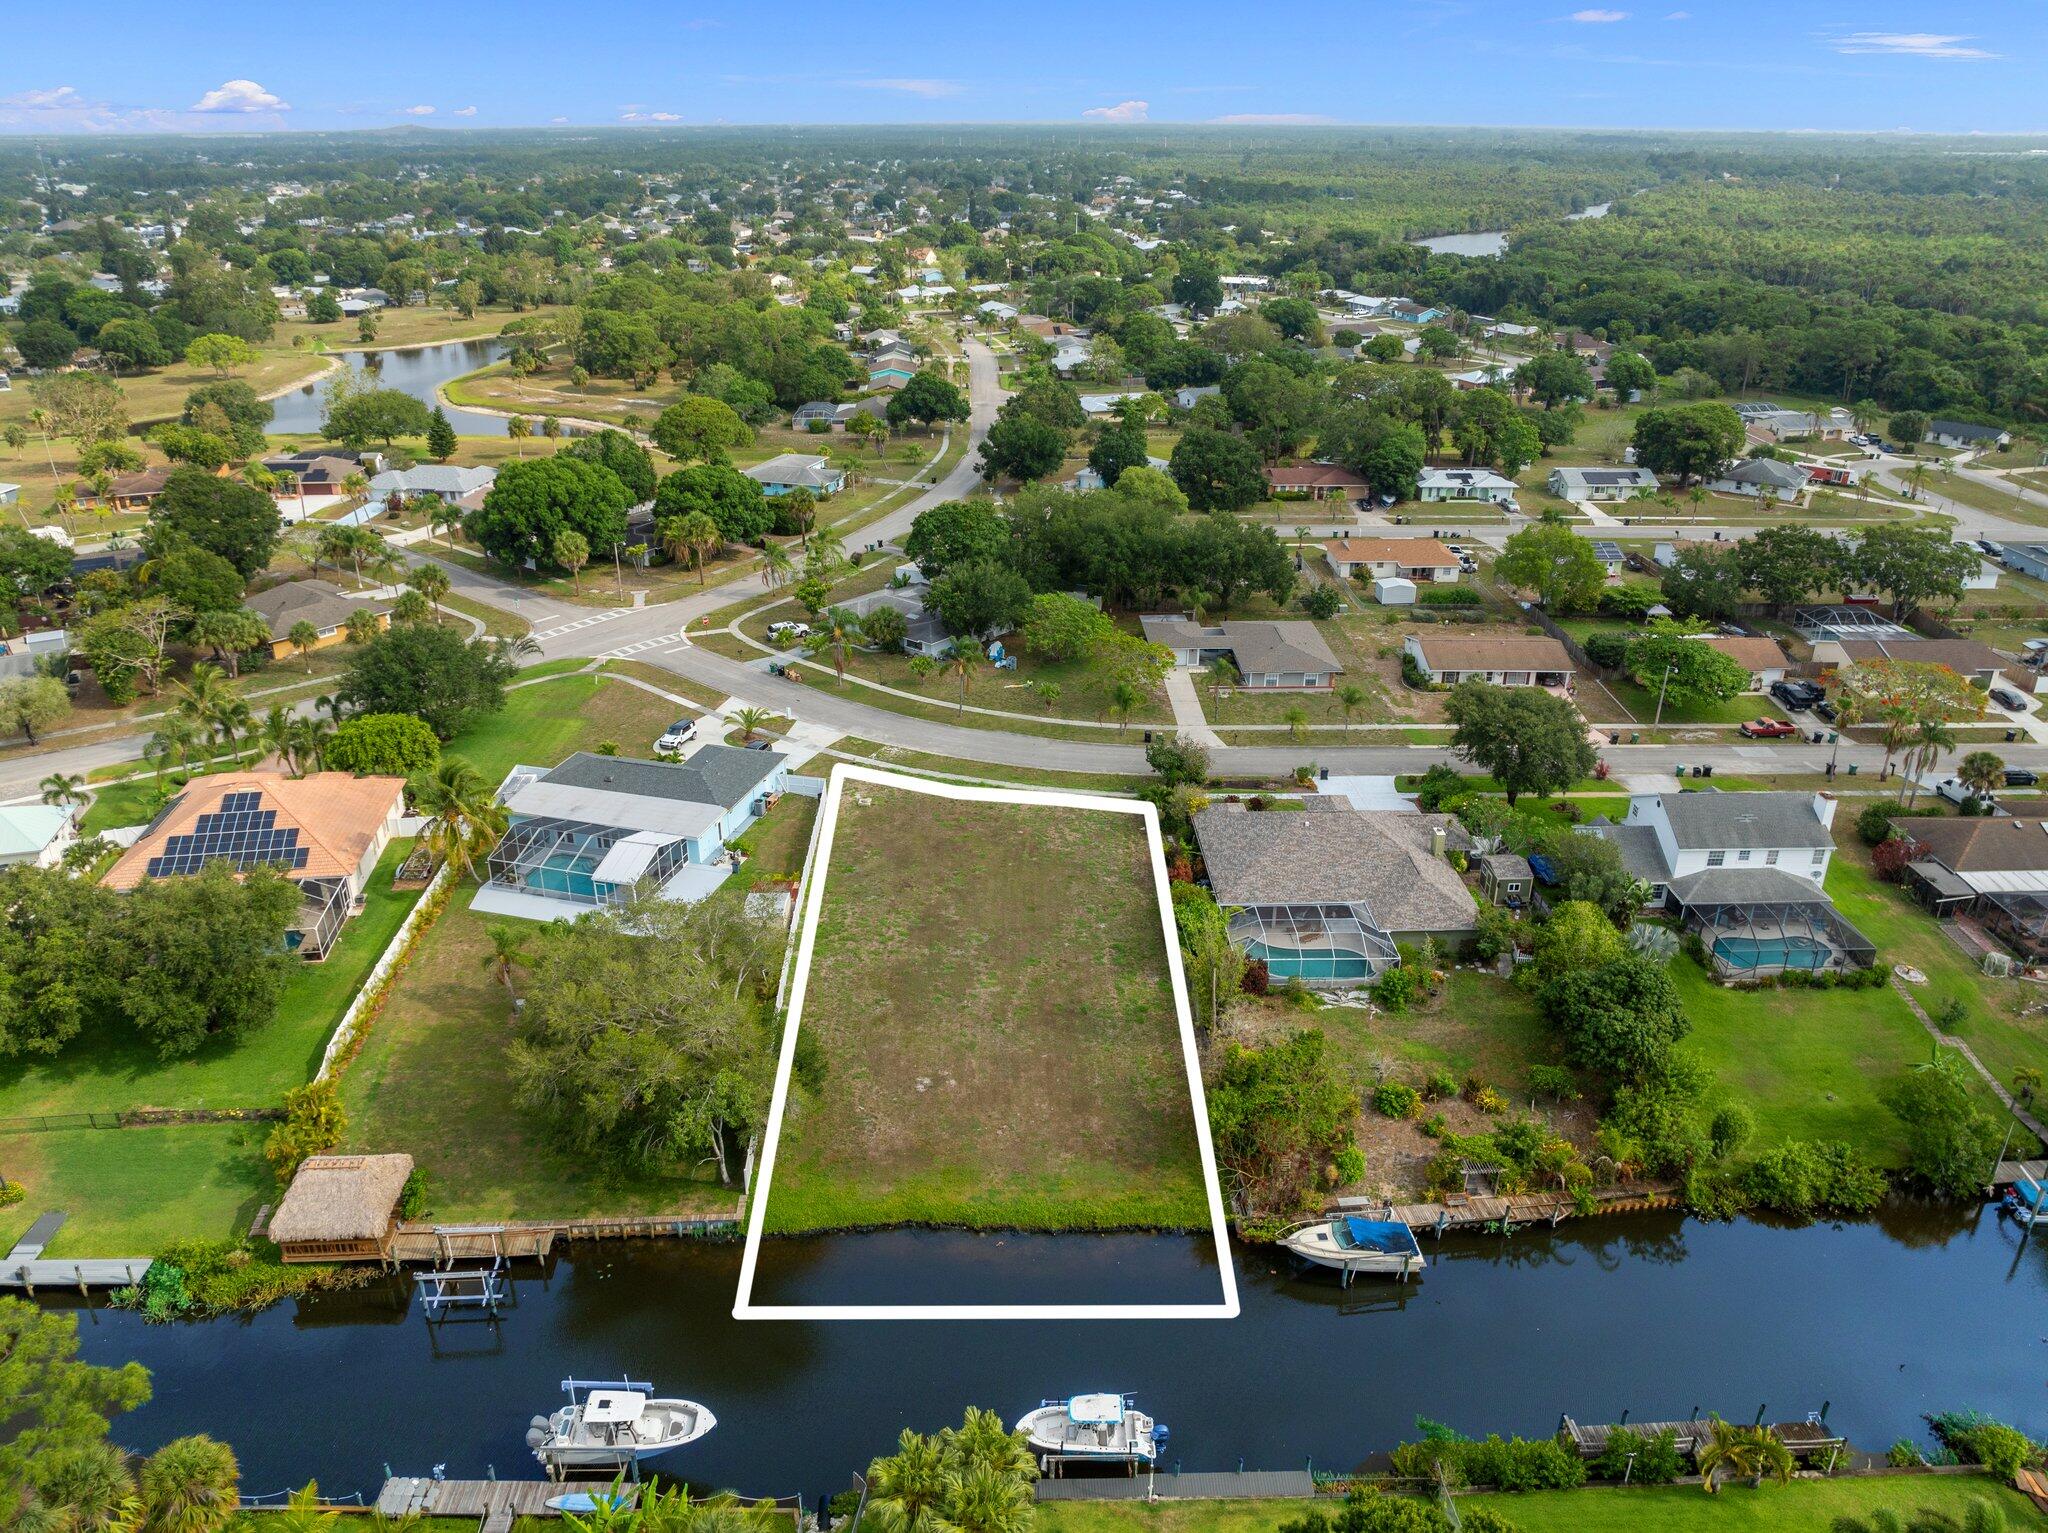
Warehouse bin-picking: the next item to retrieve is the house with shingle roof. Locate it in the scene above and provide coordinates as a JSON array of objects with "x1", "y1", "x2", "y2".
[
  {"x1": 245, "y1": 579, "x2": 392, "y2": 658},
  {"x1": 742, "y1": 454, "x2": 847, "y2": 497},
  {"x1": 1194, "y1": 802, "x2": 1477, "y2": 984},
  {"x1": 1140, "y1": 617, "x2": 1343, "y2": 689},
  {"x1": 1266, "y1": 463, "x2": 1371, "y2": 501},
  {"x1": 1893, "y1": 812, "x2": 2048, "y2": 957},
  {"x1": 1709, "y1": 457, "x2": 1808, "y2": 503},
  {"x1": 1403, "y1": 635, "x2": 1574, "y2": 689}
]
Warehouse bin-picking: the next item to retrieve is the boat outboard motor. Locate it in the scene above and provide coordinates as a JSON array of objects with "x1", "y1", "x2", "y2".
[
  {"x1": 526, "y1": 1418, "x2": 552, "y2": 1450},
  {"x1": 1151, "y1": 1424, "x2": 1170, "y2": 1453}
]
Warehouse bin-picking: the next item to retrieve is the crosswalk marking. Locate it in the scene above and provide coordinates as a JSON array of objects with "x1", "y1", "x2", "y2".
[
  {"x1": 600, "y1": 632, "x2": 691, "y2": 660},
  {"x1": 532, "y1": 608, "x2": 632, "y2": 641}
]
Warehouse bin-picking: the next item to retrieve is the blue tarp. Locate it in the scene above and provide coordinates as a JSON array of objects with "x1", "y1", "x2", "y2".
[
  {"x1": 1338, "y1": 1217, "x2": 1420, "y2": 1256},
  {"x1": 1528, "y1": 852, "x2": 1561, "y2": 886}
]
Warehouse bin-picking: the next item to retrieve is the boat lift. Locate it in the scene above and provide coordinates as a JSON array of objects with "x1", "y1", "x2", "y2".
[{"x1": 416, "y1": 1257, "x2": 514, "y2": 1322}]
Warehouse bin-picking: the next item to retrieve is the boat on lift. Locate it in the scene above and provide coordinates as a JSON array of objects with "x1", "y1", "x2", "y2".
[
  {"x1": 526, "y1": 1378, "x2": 716, "y2": 1478},
  {"x1": 1276, "y1": 1213, "x2": 1426, "y2": 1283},
  {"x1": 1016, "y1": 1394, "x2": 1167, "y2": 1469},
  {"x1": 2002, "y1": 1173, "x2": 2048, "y2": 1228}
]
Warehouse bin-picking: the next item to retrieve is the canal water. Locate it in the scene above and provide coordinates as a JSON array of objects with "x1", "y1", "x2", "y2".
[
  {"x1": 1409, "y1": 201, "x2": 1615, "y2": 258},
  {"x1": 265, "y1": 339, "x2": 511, "y2": 437},
  {"x1": 65, "y1": 1204, "x2": 2048, "y2": 1503}
]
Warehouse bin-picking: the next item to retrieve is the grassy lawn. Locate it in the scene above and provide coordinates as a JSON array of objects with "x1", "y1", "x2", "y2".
[
  {"x1": 0, "y1": 1121, "x2": 272, "y2": 1257},
  {"x1": 828, "y1": 739, "x2": 1150, "y2": 795},
  {"x1": 1605, "y1": 679, "x2": 1782, "y2": 727},
  {"x1": 80, "y1": 778, "x2": 168, "y2": 835},
  {"x1": 724, "y1": 793, "x2": 818, "y2": 892},
  {"x1": 0, "y1": 840, "x2": 419, "y2": 1122},
  {"x1": 1672, "y1": 955, "x2": 1956, "y2": 1166},
  {"x1": 1311, "y1": 969, "x2": 1554, "y2": 1092},
  {"x1": 337, "y1": 899, "x2": 735, "y2": 1222},
  {"x1": 441, "y1": 671, "x2": 687, "y2": 784},
  {"x1": 761, "y1": 778, "x2": 1210, "y2": 1233},
  {"x1": 1824, "y1": 849, "x2": 2048, "y2": 1098},
  {"x1": 1034, "y1": 1477, "x2": 2032, "y2": 1533}
]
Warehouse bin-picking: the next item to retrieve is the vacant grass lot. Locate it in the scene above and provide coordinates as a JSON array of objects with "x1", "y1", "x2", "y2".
[
  {"x1": 0, "y1": 839, "x2": 419, "y2": 1122},
  {"x1": 0, "y1": 1120, "x2": 273, "y2": 1258},
  {"x1": 1034, "y1": 1477, "x2": 2031, "y2": 1533},
  {"x1": 338, "y1": 899, "x2": 736, "y2": 1222},
  {"x1": 441, "y1": 671, "x2": 685, "y2": 784},
  {"x1": 761, "y1": 779, "x2": 1210, "y2": 1232}
]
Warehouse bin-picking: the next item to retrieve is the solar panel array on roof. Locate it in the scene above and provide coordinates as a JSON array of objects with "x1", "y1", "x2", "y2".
[
  {"x1": 145, "y1": 792, "x2": 309, "y2": 878},
  {"x1": 1581, "y1": 470, "x2": 1638, "y2": 486}
]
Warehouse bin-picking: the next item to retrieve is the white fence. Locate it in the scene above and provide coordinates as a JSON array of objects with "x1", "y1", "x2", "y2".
[{"x1": 314, "y1": 860, "x2": 453, "y2": 1082}]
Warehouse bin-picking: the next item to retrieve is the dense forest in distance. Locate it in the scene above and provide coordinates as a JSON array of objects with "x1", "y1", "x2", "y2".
[{"x1": 4, "y1": 125, "x2": 2047, "y2": 423}]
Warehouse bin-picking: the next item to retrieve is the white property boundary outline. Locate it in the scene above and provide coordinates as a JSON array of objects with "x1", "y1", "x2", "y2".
[{"x1": 733, "y1": 763, "x2": 1240, "y2": 1321}]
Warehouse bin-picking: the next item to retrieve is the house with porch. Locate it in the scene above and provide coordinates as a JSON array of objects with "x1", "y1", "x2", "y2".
[
  {"x1": 1548, "y1": 466, "x2": 1658, "y2": 503},
  {"x1": 478, "y1": 747, "x2": 790, "y2": 920},
  {"x1": 1895, "y1": 812, "x2": 2048, "y2": 960},
  {"x1": 1141, "y1": 616, "x2": 1343, "y2": 689},
  {"x1": 1417, "y1": 467, "x2": 1518, "y2": 506},
  {"x1": 1403, "y1": 635, "x2": 1574, "y2": 689},
  {"x1": 1266, "y1": 463, "x2": 1372, "y2": 501},
  {"x1": 1325, "y1": 537, "x2": 1462, "y2": 583}
]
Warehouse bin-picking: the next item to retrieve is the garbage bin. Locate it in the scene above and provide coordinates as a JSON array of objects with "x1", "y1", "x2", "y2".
[
  {"x1": 2007, "y1": 729, "x2": 2019, "y2": 743},
  {"x1": 1848, "y1": 763, "x2": 1859, "y2": 776}
]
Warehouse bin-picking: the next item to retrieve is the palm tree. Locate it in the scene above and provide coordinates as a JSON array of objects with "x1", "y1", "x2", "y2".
[
  {"x1": 1284, "y1": 705, "x2": 1309, "y2": 743},
  {"x1": 411, "y1": 756, "x2": 508, "y2": 882},
  {"x1": 946, "y1": 1465, "x2": 1031, "y2": 1533},
  {"x1": 1109, "y1": 678, "x2": 1141, "y2": 734},
  {"x1": 731, "y1": 706, "x2": 774, "y2": 743},
  {"x1": 1902, "y1": 717, "x2": 1957, "y2": 808},
  {"x1": 1335, "y1": 683, "x2": 1366, "y2": 726},
  {"x1": 863, "y1": 1430, "x2": 957, "y2": 1533},
  {"x1": 172, "y1": 663, "x2": 236, "y2": 750},
  {"x1": 341, "y1": 470, "x2": 369, "y2": 506},
  {"x1": 1205, "y1": 655, "x2": 1239, "y2": 698},
  {"x1": 1959, "y1": 749, "x2": 2005, "y2": 805},
  {"x1": 346, "y1": 608, "x2": 384, "y2": 646},
  {"x1": 508, "y1": 415, "x2": 532, "y2": 457},
  {"x1": 940, "y1": 1407, "x2": 1037, "y2": 1483},
  {"x1": 479, "y1": 925, "x2": 531, "y2": 996},
  {"x1": 138, "y1": 1434, "x2": 240, "y2": 1533},
  {"x1": 807, "y1": 522, "x2": 849, "y2": 577},
  {"x1": 288, "y1": 620, "x2": 321, "y2": 671},
  {"x1": 2013, "y1": 1065, "x2": 2043, "y2": 1105},
  {"x1": 407, "y1": 562, "x2": 452, "y2": 621},
  {"x1": 270, "y1": 1482, "x2": 341, "y2": 1533},
  {"x1": 40, "y1": 771, "x2": 85, "y2": 810},
  {"x1": 945, "y1": 641, "x2": 983, "y2": 713},
  {"x1": 259, "y1": 706, "x2": 299, "y2": 772},
  {"x1": 668, "y1": 511, "x2": 721, "y2": 587},
  {"x1": 807, "y1": 608, "x2": 863, "y2": 682},
  {"x1": 759, "y1": 540, "x2": 794, "y2": 590},
  {"x1": 1694, "y1": 1420, "x2": 1792, "y2": 1494}
]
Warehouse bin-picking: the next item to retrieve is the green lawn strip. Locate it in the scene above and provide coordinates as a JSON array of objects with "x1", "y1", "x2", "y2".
[
  {"x1": 827, "y1": 739, "x2": 1150, "y2": 794},
  {"x1": 337, "y1": 900, "x2": 734, "y2": 1223},
  {"x1": 761, "y1": 783, "x2": 1209, "y2": 1234},
  {"x1": 439, "y1": 671, "x2": 683, "y2": 783},
  {"x1": 723, "y1": 794, "x2": 819, "y2": 892},
  {"x1": 599, "y1": 659, "x2": 731, "y2": 711},
  {"x1": 775, "y1": 664, "x2": 1159, "y2": 743},
  {"x1": 1, "y1": 1121, "x2": 271, "y2": 1257},
  {"x1": 514, "y1": 657, "x2": 595, "y2": 683},
  {"x1": 80, "y1": 778, "x2": 168, "y2": 835},
  {"x1": 1672, "y1": 956, "x2": 1948, "y2": 1167},
  {"x1": 1605, "y1": 679, "x2": 1783, "y2": 727},
  {"x1": 442, "y1": 587, "x2": 532, "y2": 639},
  {"x1": 0, "y1": 840, "x2": 419, "y2": 1122},
  {"x1": 1461, "y1": 1478, "x2": 2034, "y2": 1532},
  {"x1": 1824, "y1": 850, "x2": 2048, "y2": 1098},
  {"x1": 1311, "y1": 969, "x2": 1557, "y2": 1092}
]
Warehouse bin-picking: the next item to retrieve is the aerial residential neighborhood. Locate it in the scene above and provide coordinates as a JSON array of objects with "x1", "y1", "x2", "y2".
[{"x1": 4, "y1": 33, "x2": 2048, "y2": 1533}]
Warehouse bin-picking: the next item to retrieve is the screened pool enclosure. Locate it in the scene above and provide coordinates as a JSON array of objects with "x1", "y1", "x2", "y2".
[
  {"x1": 1675, "y1": 889, "x2": 1875, "y2": 978},
  {"x1": 486, "y1": 815, "x2": 689, "y2": 907},
  {"x1": 1227, "y1": 903, "x2": 1400, "y2": 983}
]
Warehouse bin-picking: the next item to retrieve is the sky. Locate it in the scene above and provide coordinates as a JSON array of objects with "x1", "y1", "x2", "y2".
[{"x1": 2, "y1": 1, "x2": 2045, "y2": 137}]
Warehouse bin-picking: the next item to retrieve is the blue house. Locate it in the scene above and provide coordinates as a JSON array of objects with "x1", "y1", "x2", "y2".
[
  {"x1": 477, "y1": 747, "x2": 789, "y2": 919},
  {"x1": 743, "y1": 453, "x2": 849, "y2": 498}
]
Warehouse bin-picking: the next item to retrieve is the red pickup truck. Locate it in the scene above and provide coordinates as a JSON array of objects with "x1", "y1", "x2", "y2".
[{"x1": 1738, "y1": 717, "x2": 1798, "y2": 739}]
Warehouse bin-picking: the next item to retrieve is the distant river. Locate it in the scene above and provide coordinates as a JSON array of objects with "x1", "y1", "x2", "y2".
[{"x1": 265, "y1": 338, "x2": 511, "y2": 437}]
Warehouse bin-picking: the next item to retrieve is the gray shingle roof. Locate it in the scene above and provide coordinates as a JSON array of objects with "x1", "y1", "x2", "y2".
[
  {"x1": 1667, "y1": 867, "x2": 1834, "y2": 908},
  {"x1": 1139, "y1": 618, "x2": 1342, "y2": 678},
  {"x1": 543, "y1": 748, "x2": 778, "y2": 814},
  {"x1": 1194, "y1": 805, "x2": 1476, "y2": 933},
  {"x1": 1721, "y1": 458, "x2": 1807, "y2": 490},
  {"x1": 1585, "y1": 821, "x2": 1672, "y2": 883},
  {"x1": 1657, "y1": 790, "x2": 1832, "y2": 851}
]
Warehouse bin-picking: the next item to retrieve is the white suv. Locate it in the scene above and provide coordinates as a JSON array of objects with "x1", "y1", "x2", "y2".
[{"x1": 655, "y1": 718, "x2": 697, "y2": 753}]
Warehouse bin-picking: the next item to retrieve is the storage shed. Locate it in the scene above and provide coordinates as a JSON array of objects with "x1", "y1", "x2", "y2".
[
  {"x1": 1371, "y1": 576, "x2": 1416, "y2": 607},
  {"x1": 267, "y1": 1153, "x2": 414, "y2": 1264}
]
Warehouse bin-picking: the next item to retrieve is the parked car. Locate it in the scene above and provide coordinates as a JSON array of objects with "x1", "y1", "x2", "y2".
[
  {"x1": 767, "y1": 621, "x2": 811, "y2": 643},
  {"x1": 1937, "y1": 777, "x2": 1994, "y2": 808},
  {"x1": 1739, "y1": 717, "x2": 1799, "y2": 739},
  {"x1": 1813, "y1": 699, "x2": 1839, "y2": 723},
  {"x1": 2005, "y1": 767, "x2": 2040, "y2": 788},
  {"x1": 1978, "y1": 539, "x2": 2004, "y2": 559},
  {"x1": 1769, "y1": 680, "x2": 1823, "y2": 710},
  {"x1": 1992, "y1": 686, "x2": 2030, "y2": 711},
  {"x1": 655, "y1": 718, "x2": 697, "y2": 752}
]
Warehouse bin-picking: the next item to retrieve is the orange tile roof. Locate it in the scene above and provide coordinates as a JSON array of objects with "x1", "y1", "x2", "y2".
[
  {"x1": 1325, "y1": 537, "x2": 1462, "y2": 568},
  {"x1": 104, "y1": 771, "x2": 404, "y2": 891}
]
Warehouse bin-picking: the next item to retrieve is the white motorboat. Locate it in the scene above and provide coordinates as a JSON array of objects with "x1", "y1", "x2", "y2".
[
  {"x1": 527, "y1": 1378, "x2": 716, "y2": 1478},
  {"x1": 1277, "y1": 1214, "x2": 1425, "y2": 1282},
  {"x1": 1016, "y1": 1394, "x2": 1167, "y2": 1466}
]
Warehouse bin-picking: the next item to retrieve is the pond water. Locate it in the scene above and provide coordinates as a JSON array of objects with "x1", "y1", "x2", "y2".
[
  {"x1": 265, "y1": 339, "x2": 511, "y2": 437},
  {"x1": 66, "y1": 1204, "x2": 2048, "y2": 1505},
  {"x1": 1409, "y1": 200, "x2": 1617, "y2": 258}
]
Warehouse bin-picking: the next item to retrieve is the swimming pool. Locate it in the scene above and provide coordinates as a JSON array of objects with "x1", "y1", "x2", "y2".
[
  {"x1": 1711, "y1": 934, "x2": 1832, "y2": 972},
  {"x1": 1243, "y1": 941, "x2": 1374, "y2": 982}
]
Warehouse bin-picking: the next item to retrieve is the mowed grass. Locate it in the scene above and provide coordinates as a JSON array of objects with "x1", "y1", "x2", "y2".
[
  {"x1": 441, "y1": 672, "x2": 687, "y2": 785},
  {"x1": 761, "y1": 780, "x2": 1210, "y2": 1233},
  {"x1": 0, "y1": 839, "x2": 420, "y2": 1121},
  {"x1": 337, "y1": 900, "x2": 735, "y2": 1222},
  {"x1": 0, "y1": 1121, "x2": 272, "y2": 1257},
  {"x1": 1033, "y1": 1478, "x2": 2032, "y2": 1533}
]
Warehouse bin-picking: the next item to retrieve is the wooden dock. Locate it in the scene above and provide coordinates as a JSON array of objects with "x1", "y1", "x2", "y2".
[
  {"x1": 1338, "y1": 1186, "x2": 1681, "y2": 1235},
  {"x1": 387, "y1": 1212, "x2": 740, "y2": 1265},
  {"x1": 1562, "y1": 1413, "x2": 1845, "y2": 1462},
  {"x1": 0, "y1": 1213, "x2": 151, "y2": 1293},
  {"x1": 377, "y1": 1477, "x2": 638, "y2": 1528},
  {"x1": 1995, "y1": 1159, "x2": 2046, "y2": 1185}
]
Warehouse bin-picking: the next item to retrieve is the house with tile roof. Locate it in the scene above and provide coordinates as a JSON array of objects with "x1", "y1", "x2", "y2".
[{"x1": 1324, "y1": 538, "x2": 1462, "y2": 583}]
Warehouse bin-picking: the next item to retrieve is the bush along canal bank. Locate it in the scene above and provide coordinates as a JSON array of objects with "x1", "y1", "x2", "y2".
[{"x1": 19, "y1": 1291, "x2": 2048, "y2": 1531}]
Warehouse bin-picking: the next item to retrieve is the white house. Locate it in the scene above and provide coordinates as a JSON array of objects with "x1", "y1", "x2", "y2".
[
  {"x1": 1588, "y1": 789, "x2": 1837, "y2": 902},
  {"x1": 1324, "y1": 538, "x2": 1462, "y2": 584},
  {"x1": 1548, "y1": 466, "x2": 1658, "y2": 502},
  {"x1": 1416, "y1": 468, "x2": 1517, "y2": 506},
  {"x1": 1403, "y1": 635, "x2": 1574, "y2": 688},
  {"x1": 1173, "y1": 385, "x2": 1221, "y2": 411},
  {"x1": 1926, "y1": 419, "x2": 2011, "y2": 452},
  {"x1": 1708, "y1": 458, "x2": 1807, "y2": 503},
  {"x1": 368, "y1": 464, "x2": 495, "y2": 505},
  {"x1": 0, "y1": 805, "x2": 76, "y2": 869}
]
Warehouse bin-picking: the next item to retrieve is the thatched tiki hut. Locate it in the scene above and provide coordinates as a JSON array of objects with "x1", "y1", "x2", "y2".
[{"x1": 267, "y1": 1153, "x2": 414, "y2": 1264}]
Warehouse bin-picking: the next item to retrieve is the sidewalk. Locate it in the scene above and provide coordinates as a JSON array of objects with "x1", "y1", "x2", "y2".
[{"x1": 1163, "y1": 668, "x2": 1224, "y2": 749}]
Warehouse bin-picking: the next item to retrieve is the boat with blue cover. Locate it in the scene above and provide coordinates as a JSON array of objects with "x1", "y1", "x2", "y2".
[
  {"x1": 1016, "y1": 1394, "x2": 1167, "y2": 1467},
  {"x1": 2002, "y1": 1173, "x2": 2048, "y2": 1228},
  {"x1": 1277, "y1": 1213, "x2": 1426, "y2": 1281}
]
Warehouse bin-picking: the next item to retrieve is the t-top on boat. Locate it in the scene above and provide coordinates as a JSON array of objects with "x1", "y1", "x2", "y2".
[
  {"x1": 2002, "y1": 1173, "x2": 2048, "y2": 1228},
  {"x1": 527, "y1": 1378, "x2": 716, "y2": 1478},
  {"x1": 1016, "y1": 1394, "x2": 1168, "y2": 1471},
  {"x1": 1277, "y1": 1213, "x2": 1426, "y2": 1283}
]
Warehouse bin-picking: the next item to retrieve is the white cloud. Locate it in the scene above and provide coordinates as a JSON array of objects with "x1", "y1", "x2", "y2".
[
  {"x1": 190, "y1": 78, "x2": 289, "y2": 113},
  {"x1": 453, "y1": 105, "x2": 477, "y2": 117},
  {"x1": 843, "y1": 77, "x2": 963, "y2": 98},
  {"x1": 5, "y1": 85, "x2": 85, "y2": 110},
  {"x1": 1209, "y1": 112, "x2": 1338, "y2": 125},
  {"x1": 1832, "y1": 31, "x2": 1998, "y2": 59},
  {"x1": 397, "y1": 104, "x2": 436, "y2": 116},
  {"x1": 1082, "y1": 99, "x2": 1150, "y2": 122},
  {"x1": 1568, "y1": 9, "x2": 1629, "y2": 20},
  {"x1": 621, "y1": 110, "x2": 684, "y2": 122},
  {"x1": 1665, "y1": 9, "x2": 1690, "y2": 17},
  {"x1": 549, "y1": 115, "x2": 570, "y2": 123}
]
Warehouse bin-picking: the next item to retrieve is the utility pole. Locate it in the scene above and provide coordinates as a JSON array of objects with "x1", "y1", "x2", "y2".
[{"x1": 1652, "y1": 663, "x2": 1676, "y2": 735}]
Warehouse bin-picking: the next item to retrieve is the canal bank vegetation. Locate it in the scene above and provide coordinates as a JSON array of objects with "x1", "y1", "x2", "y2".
[{"x1": 760, "y1": 779, "x2": 1213, "y2": 1234}]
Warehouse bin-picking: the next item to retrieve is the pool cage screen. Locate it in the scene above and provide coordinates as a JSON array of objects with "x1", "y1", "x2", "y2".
[
  {"x1": 1676, "y1": 893, "x2": 1876, "y2": 977},
  {"x1": 1980, "y1": 890, "x2": 2048, "y2": 961},
  {"x1": 487, "y1": 816, "x2": 688, "y2": 907},
  {"x1": 1227, "y1": 903, "x2": 1400, "y2": 984}
]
